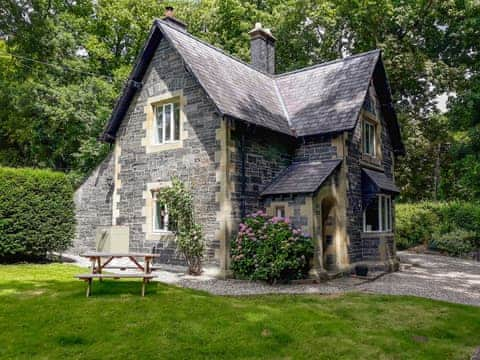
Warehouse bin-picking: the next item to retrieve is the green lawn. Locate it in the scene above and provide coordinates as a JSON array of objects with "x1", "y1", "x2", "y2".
[{"x1": 0, "y1": 264, "x2": 479, "y2": 359}]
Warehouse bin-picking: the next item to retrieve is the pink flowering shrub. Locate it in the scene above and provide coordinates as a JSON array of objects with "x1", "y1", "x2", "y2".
[{"x1": 230, "y1": 210, "x2": 314, "y2": 283}]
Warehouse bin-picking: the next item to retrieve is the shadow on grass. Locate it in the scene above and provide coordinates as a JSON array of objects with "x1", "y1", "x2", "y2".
[{"x1": 0, "y1": 279, "x2": 174, "y2": 299}]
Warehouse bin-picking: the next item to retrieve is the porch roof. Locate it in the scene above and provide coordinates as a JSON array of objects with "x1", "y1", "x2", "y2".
[{"x1": 260, "y1": 159, "x2": 342, "y2": 196}]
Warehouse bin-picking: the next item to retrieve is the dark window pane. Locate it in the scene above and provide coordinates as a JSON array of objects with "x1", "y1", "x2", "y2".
[
  {"x1": 155, "y1": 105, "x2": 163, "y2": 143},
  {"x1": 364, "y1": 197, "x2": 379, "y2": 231},
  {"x1": 275, "y1": 206, "x2": 285, "y2": 218},
  {"x1": 382, "y1": 196, "x2": 388, "y2": 231},
  {"x1": 164, "y1": 103, "x2": 171, "y2": 141},
  {"x1": 174, "y1": 103, "x2": 180, "y2": 140}
]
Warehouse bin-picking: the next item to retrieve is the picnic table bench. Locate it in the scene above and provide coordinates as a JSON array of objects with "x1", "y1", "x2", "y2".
[
  {"x1": 76, "y1": 252, "x2": 160, "y2": 297},
  {"x1": 76, "y1": 273, "x2": 156, "y2": 297}
]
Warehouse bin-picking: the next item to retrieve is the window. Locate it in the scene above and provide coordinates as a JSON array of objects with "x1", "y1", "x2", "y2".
[
  {"x1": 152, "y1": 193, "x2": 169, "y2": 233},
  {"x1": 363, "y1": 94, "x2": 376, "y2": 115},
  {"x1": 154, "y1": 102, "x2": 181, "y2": 144},
  {"x1": 363, "y1": 194, "x2": 392, "y2": 232},
  {"x1": 363, "y1": 120, "x2": 376, "y2": 156},
  {"x1": 275, "y1": 206, "x2": 286, "y2": 218}
]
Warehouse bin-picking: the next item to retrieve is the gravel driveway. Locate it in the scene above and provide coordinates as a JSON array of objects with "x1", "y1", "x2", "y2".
[
  {"x1": 358, "y1": 251, "x2": 480, "y2": 306},
  {"x1": 66, "y1": 251, "x2": 480, "y2": 306}
]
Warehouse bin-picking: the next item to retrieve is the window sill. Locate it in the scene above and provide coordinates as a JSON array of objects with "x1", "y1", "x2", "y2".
[
  {"x1": 145, "y1": 140, "x2": 183, "y2": 154},
  {"x1": 145, "y1": 231, "x2": 176, "y2": 241},
  {"x1": 152, "y1": 230, "x2": 174, "y2": 235},
  {"x1": 360, "y1": 157, "x2": 383, "y2": 171},
  {"x1": 361, "y1": 232, "x2": 394, "y2": 238}
]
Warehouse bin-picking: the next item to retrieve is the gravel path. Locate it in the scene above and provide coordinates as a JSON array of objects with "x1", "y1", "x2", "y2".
[
  {"x1": 65, "y1": 251, "x2": 480, "y2": 306},
  {"x1": 359, "y1": 252, "x2": 480, "y2": 306}
]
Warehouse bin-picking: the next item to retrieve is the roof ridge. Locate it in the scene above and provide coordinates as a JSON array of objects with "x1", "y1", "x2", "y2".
[
  {"x1": 275, "y1": 49, "x2": 381, "y2": 78},
  {"x1": 273, "y1": 80, "x2": 291, "y2": 127},
  {"x1": 155, "y1": 19, "x2": 275, "y2": 79}
]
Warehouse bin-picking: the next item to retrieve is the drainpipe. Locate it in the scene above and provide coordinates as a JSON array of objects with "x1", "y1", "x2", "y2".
[{"x1": 240, "y1": 125, "x2": 247, "y2": 219}]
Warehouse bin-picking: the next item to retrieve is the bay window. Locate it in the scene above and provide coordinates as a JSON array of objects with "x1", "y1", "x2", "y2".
[
  {"x1": 154, "y1": 102, "x2": 181, "y2": 144},
  {"x1": 363, "y1": 194, "x2": 392, "y2": 232}
]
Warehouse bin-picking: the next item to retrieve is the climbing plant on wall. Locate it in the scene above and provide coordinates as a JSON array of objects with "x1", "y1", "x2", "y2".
[{"x1": 153, "y1": 178, "x2": 204, "y2": 275}]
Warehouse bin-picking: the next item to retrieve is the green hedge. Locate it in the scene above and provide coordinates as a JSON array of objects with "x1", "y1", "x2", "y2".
[
  {"x1": 396, "y1": 201, "x2": 480, "y2": 257},
  {"x1": 0, "y1": 167, "x2": 75, "y2": 261}
]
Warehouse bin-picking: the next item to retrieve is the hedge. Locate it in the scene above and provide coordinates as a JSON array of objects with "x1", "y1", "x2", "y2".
[
  {"x1": 0, "y1": 167, "x2": 75, "y2": 261},
  {"x1": 395, "y1": 201, "x2": 480, "y2": 257}
]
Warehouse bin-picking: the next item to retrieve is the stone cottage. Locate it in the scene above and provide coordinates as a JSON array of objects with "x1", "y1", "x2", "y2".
[{"x1": 73, "y1": 10, "x2": 404, "y2": 278}]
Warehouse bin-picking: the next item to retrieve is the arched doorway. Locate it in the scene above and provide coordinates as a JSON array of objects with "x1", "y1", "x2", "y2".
[{"x1": 321, "y1": 196, "x2": 337, "y2": 271}]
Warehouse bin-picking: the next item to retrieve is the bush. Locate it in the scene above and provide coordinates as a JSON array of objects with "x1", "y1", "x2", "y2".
[
  {"x1": 0, "y1": 167, "x2": 75, "y2": 261},
  {"x1": 230, "y1": 211, "x2": 314, "y2": 284},
  {"x1": 395, "y1": 203, "x2": 439, "y2": 249},
  {"x1": 430, "y1": 230, "x2": 476, "y2": 257},
  {"x1": 396, "y1": 201, "x2": 480, "y2": 256}
]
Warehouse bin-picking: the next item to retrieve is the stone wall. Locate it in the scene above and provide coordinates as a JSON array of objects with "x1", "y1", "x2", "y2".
[
  {"x1": 263, "y1": 194, "x2": 312, "y2": 235},
  {"x1": 229, "y1": 124, "x2": 294, "y2": 224},
  {"x1": 345, "y1": 126, "x2": 364, "y2": 264},
  {"x1": 293, "y1": 134, "x2": 337, "y2": 162},
  {"x1": 346, "y1": 84, "x2": 397, "y2": 268},
  {"x1": 73, "y1": 153, "x2": 115, "y2": 254},
  {"x1": 73, "y1": 37, "x2": 222, "y2": 266}
]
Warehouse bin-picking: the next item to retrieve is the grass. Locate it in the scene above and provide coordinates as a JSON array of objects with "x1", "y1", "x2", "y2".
[{"x1": 0, "y1": 264, "x2": 479, "y2": 359}]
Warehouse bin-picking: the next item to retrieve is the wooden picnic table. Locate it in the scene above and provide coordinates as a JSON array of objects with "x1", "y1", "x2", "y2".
[
  {"x1": 76, "y1": 252, "x2": 161, "y2": 297},
  {"x1": 80, "y1": 252, "x2": 160, "y2": 275}
]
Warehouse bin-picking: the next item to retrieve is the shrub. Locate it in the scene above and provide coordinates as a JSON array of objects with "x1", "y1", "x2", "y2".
[
  {"x1": 395, "y1": 203, "x2": 439, "y2": 249},
  {"x1": 230, "y1": 211, "x2": 314, "y2": 284},
  {"x1": 395, "y1": 201, "x2": 480, "y2": 256},
  {"x1": 430, "y1": 230, "x2": 476, "y2": 257},
  {"x1": 0, "y1": 167, "x2": 75, "y2": 261}
]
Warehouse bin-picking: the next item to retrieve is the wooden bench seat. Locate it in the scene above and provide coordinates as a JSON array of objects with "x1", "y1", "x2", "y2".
[{"x1": 76, "y1": 273, "x2": 157, "y2": 297}]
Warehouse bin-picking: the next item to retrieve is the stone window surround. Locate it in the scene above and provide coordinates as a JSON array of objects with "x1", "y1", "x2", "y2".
[
  {"x1": 360, "y1": 110, "x2": 384, "y2": 167},
  {"x1": 142, "y1": 90, "x2": 188, "y2": 154},
  {"x1": 152, "y1": 192, "x2": 170, "y2": 234},
  {"x1": 142, "y1": 181, "x2": 175, "y2": 241}
]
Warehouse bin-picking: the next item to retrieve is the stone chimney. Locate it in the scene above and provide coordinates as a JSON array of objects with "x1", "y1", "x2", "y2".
[
  {"x1": 249, "y1": 23, "x2": 276, "y2": 74},
  {"x1": 162, "y1": 6, "x2": 187, "y2": 32}
]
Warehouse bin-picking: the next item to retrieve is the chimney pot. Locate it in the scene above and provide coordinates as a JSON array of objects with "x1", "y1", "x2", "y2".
[
  {"x1": 161, "y1": 6, "x2": 188, "y2": 32},
  {"x1": 165, "y1": 6, "x2": 174, "y2": 18}
]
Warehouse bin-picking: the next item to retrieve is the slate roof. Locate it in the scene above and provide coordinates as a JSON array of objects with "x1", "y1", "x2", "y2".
[
  {"x1": 101, "y1": 19, "x2": 404, "y2": 154},
  {"x1": 276, "y1": 52, "x2": 379, "y2": 136},
  {"x1": 160, "y1": 23, "x2": 292, "y2": 135},
  {"x1": 362, "y1": 168, "x2": 400, "y2": 194},
  {"x1": 261, "y1": 160, "x2": 342, "y2": 196}
]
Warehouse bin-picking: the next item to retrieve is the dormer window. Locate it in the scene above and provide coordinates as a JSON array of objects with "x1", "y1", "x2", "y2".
[
  {"x1": 363, "y1": 119, "x2": 376, "y2": 156},
  {"x1": 154, "y1": 102, "x2": 181, "y2": 144}
]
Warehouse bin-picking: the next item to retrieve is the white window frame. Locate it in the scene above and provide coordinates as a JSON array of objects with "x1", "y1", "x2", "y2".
[
  {"x1": 275, "y1": 206, "x2": 286, "y2": 218},
  {"x1": 153, "y1": 102, "x2": 180, "y2": 145},
  {"x1": 363, "y1": 119, "x2": 376, "y2": 157},
  {"x1": 152, "y1": 192, "x2": 170, "y2": 233},
  {"x1": 363, "y1": 194, "x2": 392, "y2": 233}
]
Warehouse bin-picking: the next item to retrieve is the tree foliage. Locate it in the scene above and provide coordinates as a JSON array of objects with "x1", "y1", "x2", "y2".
[{"x1": 0, "y1": 0, "x2": 479, "y2": 199}]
